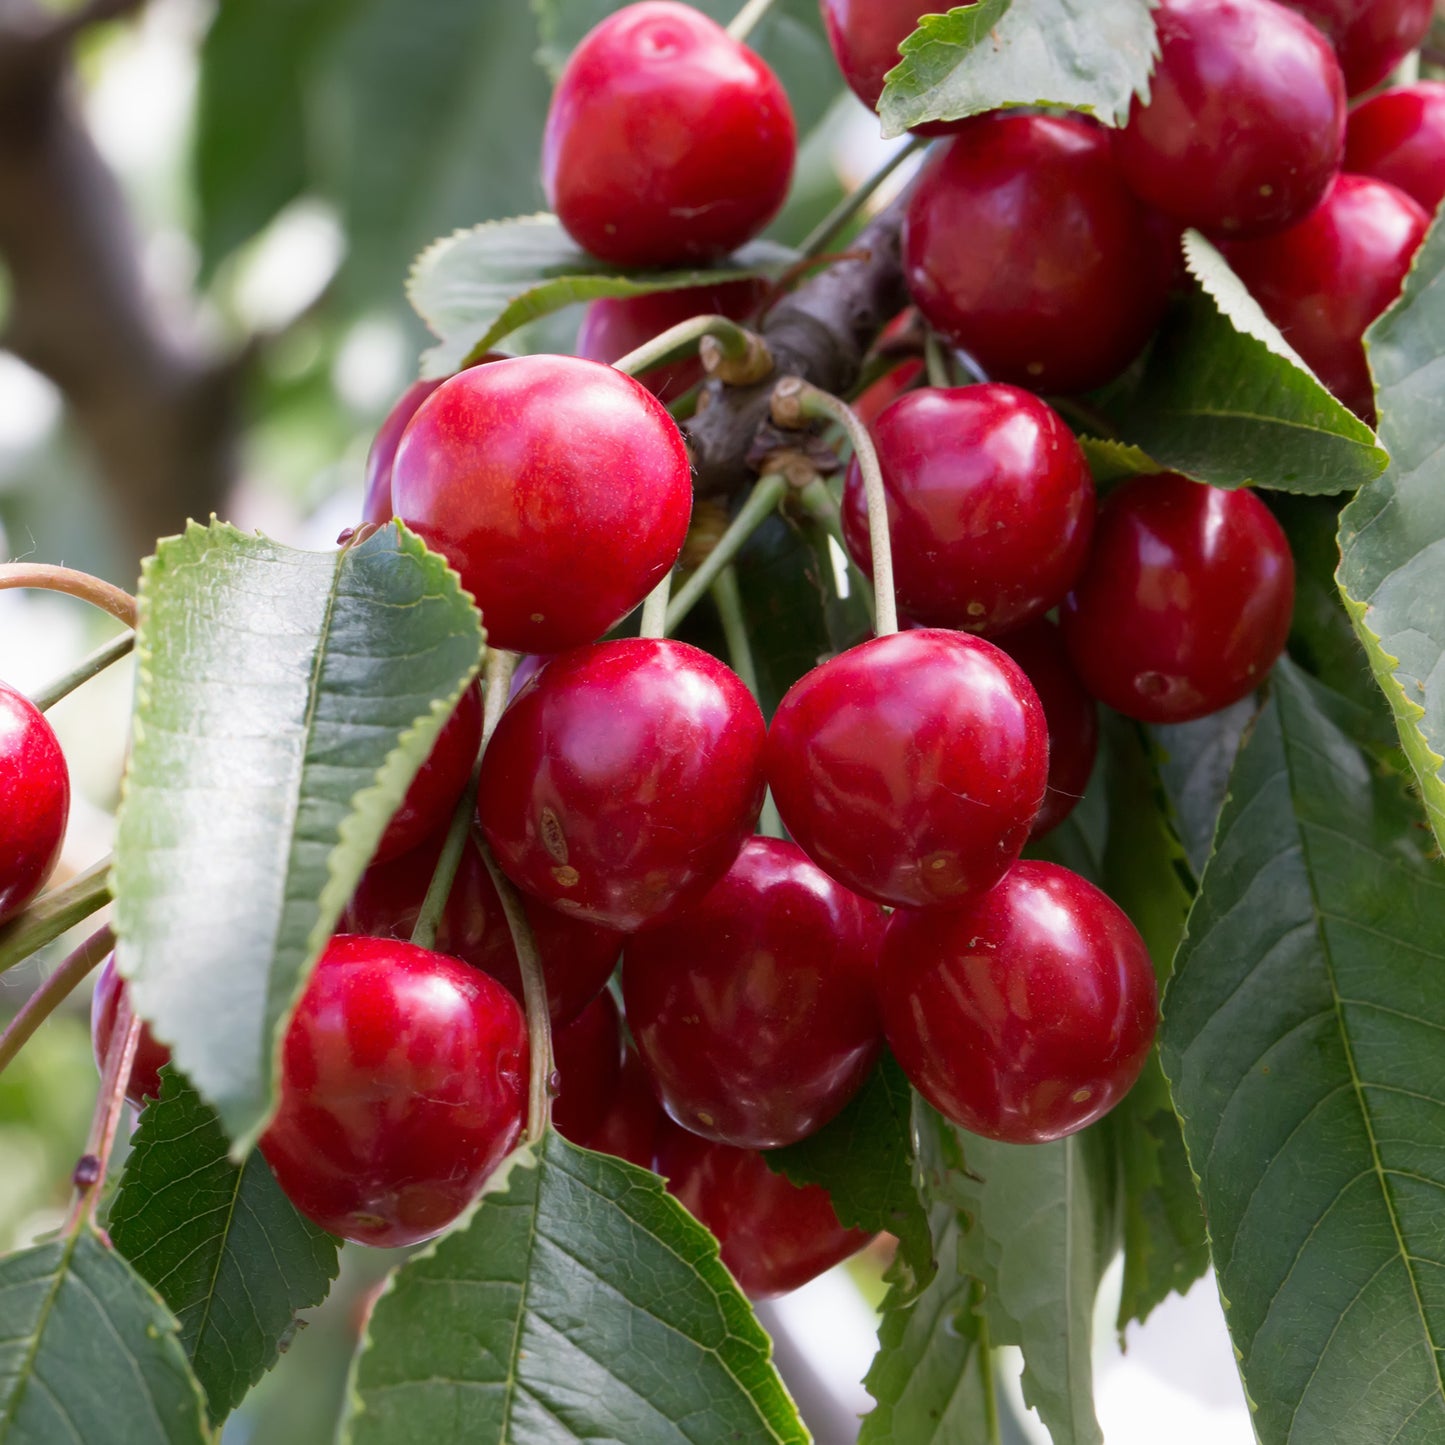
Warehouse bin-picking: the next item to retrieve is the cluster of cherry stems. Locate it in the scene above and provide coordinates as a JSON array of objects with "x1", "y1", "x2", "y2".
[{"x1": 1, "y1": 0, "x2": 1441, "y2": 1298}]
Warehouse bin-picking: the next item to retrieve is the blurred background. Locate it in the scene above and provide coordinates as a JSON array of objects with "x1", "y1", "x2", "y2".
[{"x1": 10, "y1": 0, "x2": 1435, "y2": 1437}]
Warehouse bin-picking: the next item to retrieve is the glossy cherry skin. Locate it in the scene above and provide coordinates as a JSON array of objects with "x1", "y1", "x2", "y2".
[
  {"x1": 1346, "y1": 82, "x2": 1445, "y2": 221},
  {"x1": 542, "y1": 2, "x2": 796, "y2": 268},
  {"x1": 903, "y1": 114, "x2": 1176, "y2": 393},
  {"x1": 342, "y1": 829, "x2": 621, "y2": 1026},
  {"x1": 882, "y1": 861, "x2": 1157, "y2": 1144},
  {"x1": 479, "y1": 639, "x2": 767, "y2": 932},
  {"x1": 656, "y1": 1121, "x2": 872, "y2": 1299},
  {"x1": 840, "y1": 385, "x2": 1095, "y2": 636},
  {"x1": 767, "y1": 630, "x2": 1048, "y2": 910},
  {"x1": 259, "y1": 934, "x2": 527, "y2": 1248},
  {"x1": 1220, "y1": 173, "x2": 1430, "y2": 421},
  {"x1": 552, "y1": 989, "x2": 624, "y2": 1141},
  {"x1": 90, "y1": 956, "x2": 172, "y2": 1108},
  {"x1": 371, "y1": 682, "x2": 482, "y2": 865},
  {"x1": 995, "y1": 620, "x2": 1099, "y2": 838},
  {"x1": 361, "y1": 379, "x2": 445, "y2": 526},
  {"x1": 1279, "y1": 0, "x2": 1432, "y2": 94},
  {"x1": 1061, "y1": 474, "x2": 1295, "y2": 724},
  {"x1": 0, "y1": 681, "x2": 69, "y2": 924},
  {"x1": 571, "y1": 1050, "x2": 664, "y2": 1169},
  {"x1": 623, "y1": 837, "x2": 884, "y2": 1150},
  {"x1": 575, "y1": 279, "x2": 768, "y2": 404},
  {"x1": 1113, "y1": 0, "x2": 1346, "y2": 240},
  {"x1": 391, "y1": 356, "x2": 692, "y2": 654}
]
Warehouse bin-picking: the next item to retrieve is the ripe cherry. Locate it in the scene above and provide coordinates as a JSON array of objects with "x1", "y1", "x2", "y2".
[
  {"x1": 1345, "y1": 82, "x2": 1445, "y2": 222},
  {"x1": 391, "y1": 356, "x2": 692, "y2": 654},
  {"x1": 1113, "y1": 0, "x2": 1346, "y2": 239},
  {"x1": 90, "y1": 955, "x2": 172, "y2": 1108},
  {"x1": 371, "y1": 681, "x2": 482, "y2": 866},
  {"x1": 1061, "y1": 473, "x2": 1295, "y2": 724},
  {"x1": 623, "y1": 837, "x2": 883, "y2": 1150},
  {"x1": 0, "y1": 680, "x2": 69, "y2": 925},
  {"x1": 543, "y1": 2, "x2": 795, "y2": 268},
  {"x1": 840, "y1": 384, "x2": 1095, "y2": 636},
  {"x1": 259, "y1": 934, "x2": 527, "y2": 1248},
  {"x1": 361, "y1": 379, "x2": 444, "y2": 527},
  {"x1": 656, "y1": 1120, "x2": 872, "y2": 1299},
  {"x1": 903, "y1": 113, "x2": 1175, "y2": 392},
  {"x1": 881, "y1": 861, "x2": 1158, "y2": 1144},
  {"x1": 767, "y1": 629, "x2": 1047, "y2": 910},
  {"x1": 569, "y1": 1050, "x2": 664, "y2": 1170},
  {"x1": 1279, "y1": 0, "x2": 1432, "y2": 94},
  {"x1": 552, "y1": 989, "x2": 625, "y2": 1143},
  {"x1": 342, "y1": 828, "x2": 621, "y2": 1026},
  {"x1": 1220, "y1": 172, "x2": 1429, "y2": 422},
  {"x1": 479, "y1": 639, "x2": 766, "y2": 932},
  {"x1": 575, "y1": 279, "x2": 768, "y2": 404},
  {"x1": 995, "y1": 619, "x2": 1099, "y2": 838}
]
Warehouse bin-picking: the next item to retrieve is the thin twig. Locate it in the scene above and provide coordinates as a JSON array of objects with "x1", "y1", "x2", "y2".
[
  {"x1": 725, "y1": 0, "x2": 780, "y2": 42},
  {"x1": 63, "y1": 991, "x2": 140, "y2": 1236},
  {"x1": 31, "y1": 630, "x2": 134, "y2": 712},
  {"x1": 0, "y1": 925, "x2": 112, "y2": 1079},
  {"x1": 0, "y1": 858, "x2": 112, "y2": 976},
  {"x1": 798, "y1": 136, "x2": 928, "y2": 261},
  {"x1": 0, "y1": 564, "x2": 137, "y2": 628}
]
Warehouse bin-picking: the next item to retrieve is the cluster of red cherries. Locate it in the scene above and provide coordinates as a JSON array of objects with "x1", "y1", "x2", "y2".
[{"x1": 3, "y1": 0, "x2": 1437, "y2": 1299}]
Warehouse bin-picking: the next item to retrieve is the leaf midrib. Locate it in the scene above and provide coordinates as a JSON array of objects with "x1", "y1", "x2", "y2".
[{"x1": 0, "y1": 1236, "x2": 75, "y2": 1445}]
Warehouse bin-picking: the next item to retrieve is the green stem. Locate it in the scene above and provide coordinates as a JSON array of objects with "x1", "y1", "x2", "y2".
[
  {"x1": 1048, "y1": 394, "x2": 1119, "y2": 440},
  {"x1": 665, "y1": 471, "x2": 787, "y2": 634},
  {"x1": 613, "y1": 313, "x2": 756, "y2": 381},
  {"x1": 798, "y1": 135, "x2": 928, "y2": 260},
  {"x1": 981, "y1": 1314, "x2": 1001, "y2": 1445},
  {"x1": 639, "y1": 573, "x2": 672, "y2": 639},
  {"x1": 793, "y1": 477, "x2": 876, "y2": 615},
  {"x1": 0, "y1": 925, "x2": 112, "y2": 1080},
  {"x1": 0, "y1": 858, "x2": 112, "y2": 976},
  {"x1": 0, "y1": 563, "x2": 137, "y2": 628},
  {"x1": 481, "y1": 649, "x2": 517, "y2": 747},
  {"x1": 478, "y1": 836, "x2": 553, "y2": 1144},
  {"x1": 31, "y1": 631, "x2": 135, "y2": 713},
  {"x1": 725, "y1": 0, "x2": 779, "y2": 42},
  {"x1": 924, "y1": 330, "x2": 954, "y2": 391}
]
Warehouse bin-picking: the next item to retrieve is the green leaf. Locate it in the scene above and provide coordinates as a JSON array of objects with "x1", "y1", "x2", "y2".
[
  {"x1": 409, "y1": 214, "x2": 793, "y2": 376},
  {"x1": 0, "y1": 1230, "x2": 209, "y2": 1443},
  {"x1": 1117, "y1": 232, "x2": 1390, "y2": 493},
  {"x1": 111, "y1": 521, "x2": 484, "y2": 1154},
  {"x1": 1337, "y1": 210, "x2": 1445, "y2": 853},
  {"x1": 877, "y1": 0, "x2": 1158, "y2": 138},
  {"x1": 767, "y1": 1054, "x2": 933, "y2": 1302},
  {"x1": 1077, "y1": 436, "x2": 1159, "y2": 487},
  {"x1": 1161, "y1": 658, "x2": 1445, "y2": 1443},
  {"x1": 343, "y1": 1131, "x2": 807, "y2": 1444},
  {"x1": 109, "y1": 1070, "x2": 340, "y2": 1424},
  {"x1": 929, "y1": 1104, "x2": 1115, "y2": 1445}
]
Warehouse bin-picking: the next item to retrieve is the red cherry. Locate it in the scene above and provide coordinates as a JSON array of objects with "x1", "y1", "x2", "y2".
[
  {"x1": 259, "y1": 934, "x2": 527, "y2": 1248},
  {"x1": 1113, "y1": 0, "x2": 1346, "y2": 239},
  {"x1": 1061, "y1": 474, "x2": 1295, "y2": 724},
  {"x1": 479, "y1": 639, "x2": 767, "y2": 932},
  {"x1": 0, "y1": 680, "x2": 69, "y2": 924},
  {"x1": 542, "y1": 2, "x2": 795, "y2": 268},
  {"x1": 767, "y1": 629, "x2": 1048, "y2": 909},
  {"x1": 623, "y1": 837, "x2": 883, "y2": 1150},
  {"x1": 1346, "y1": 83, "x2": 1445, "y2": 218},
  {"x1": 995, "y1": 619, "x2": 1099, "y2": 838},
  {"x1": 575, "y1": 279, "x2": 769, "y2": 403},
  {"x1": 1279, "y1": 0, "x2": 1432, "y2": 94},
  {"x1": 361, "y1": 380, "x2": 444, "y2": 527},
  {"x1": 656, "y1": 1120, "x2": 872, "y2": 1299},
  {"x1": 1220, "y1": 172, "x2": 1429, "y2": 422},
  {"x1": 903, "y1": 113, "x2": 1175, "y2": 392},
  {"x1": 840, "y1": 384, "x2": 1095, "y2": 636},
  {"x1": 371, "y1": 681, "x2": 482, "y2": 866},
  {"x1": 819, "y1": 2, "x2": 964, "y2": 136},
  {"x1": 90, "y1": 955, "x2": 172, "y2": 1108},
  {"x1": 391, "y1": 356, "x2": 693, "y2": 654},
  {"x1": 570, "y1": 1050, "x2": 664, "y2": 1169},
  {"x1": 342, "y1": 828, "x2": 621, "y2": 1026},
  {"x1": 882, "y1": 861, "x2": 1158, "y2": 1144},
  {"x1": 552, "y1": 989, "x2": 624, "y2": 1142}
]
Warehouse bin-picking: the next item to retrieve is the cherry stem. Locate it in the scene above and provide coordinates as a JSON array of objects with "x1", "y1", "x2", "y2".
[
  {"x1": 0, "y1": 564, "x2": 138, "y2": 628},
  {"x1": 0, "y1": 858, "x2": 112, "y2": 977},
  {"x1": 612, "y1": 313, "x2": 767, "y2": 386},
  {"x1": 664, "y1": 470, "x2": 787, "y2": 634},
  {"x1": 477, "y1": 835, "x2": 552, "y2": 1145},
  {"x1": 480, "y1": 649, "x2": 517, "y2": 747},
  {"x1": 725, "y1": 0, "x2": 779, "y2": 42},
  {"x1": 772, "y1": 380, "x2": 898, "y2": 636},
  {"x1": 980, "y1": 1315, "x2": 1001, "y2": 1445},
  {"x1": 30, "y1": 630, "x2": 135, "y2": 713},
  {"x1": 924, "y1": 330, "x2": 954, "y2": 391},
  {"x1": 639, "y1": 572, "x2": 672, "y2": 639},
  {"x1": 64, "y1": 971, "x2": 140, "y2": 1237},
  {"x1": 793, "y1": 478, "x2": 875, "y2": 614},
  {"x1": 798, "y1": 135, "x2": 928, "y2": 260},
  {"x1": 0, "y1": 925, "x2": 112, "y2": 1081}
]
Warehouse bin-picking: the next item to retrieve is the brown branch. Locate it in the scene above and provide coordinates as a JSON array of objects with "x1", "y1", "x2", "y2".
[
  {"x1": 684, "y1": 201, "x2": 910, "y2": 499},
  {"x1": 0, "y1": 1, "x2": 240, "y2": 563}
]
